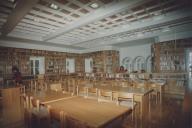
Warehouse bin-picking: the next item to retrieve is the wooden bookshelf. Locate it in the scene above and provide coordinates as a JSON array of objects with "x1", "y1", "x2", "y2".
[
  {"x1": 152, "y1": 38, "x2": 192, "y2": 73},
  {"x1": 151, "y1": 38, "x2": 192, "y2": 95},
  {"x1": 0, "y1": 47, "x2": 120, "y2": 79},
  {"x1": 75, "y1": 55, "x2": 84, "y2": 73},
  {"x1": 89, "y1": 50, "x2": 119, "y2": 73},
  {"x1": 45, "y1": 56, "x2": 66, "y2": 74}
]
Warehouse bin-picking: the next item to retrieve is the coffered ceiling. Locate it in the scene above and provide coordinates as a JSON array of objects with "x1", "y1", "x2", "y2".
[{"x1": 0, "y1": 0, "x2": 192, "y2": 52}]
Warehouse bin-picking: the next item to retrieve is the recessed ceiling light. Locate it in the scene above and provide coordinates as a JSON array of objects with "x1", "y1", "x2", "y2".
[
  {"x1": 34, "y1": 18, "x2": 40, "y2": 22},
  {"x1": 90, "y1": 3, "x2": 99, "y2": 9},
  {"x1": 50, "y1": 3, "x2": 59, "y2": 10}
]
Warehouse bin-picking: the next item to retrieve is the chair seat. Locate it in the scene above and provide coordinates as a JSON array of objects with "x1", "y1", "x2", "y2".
[
  {"x1": 31, "y1": 106, "x2": 49, "y2": 118},
  {"x1": 98, "y1": 96, "x2": 113, "y2": 103},
  {"x1": 118, "y1": 100, "x2": 137, "y2": 108}
]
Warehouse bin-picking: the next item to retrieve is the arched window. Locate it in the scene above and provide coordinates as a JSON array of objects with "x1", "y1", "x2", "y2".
[
  {"x1": 146, "y1": 56, "x2": 152, "y2": 73},
  {"x1": 122, "y1": 57, "x2": 132, "y2": 73},
  {"x1": 132, "y1": 56, "x2": 145, "y2": 72}
]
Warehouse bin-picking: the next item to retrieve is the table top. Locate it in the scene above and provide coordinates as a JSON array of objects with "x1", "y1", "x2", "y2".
[
  {"x1": 45, "y1": 96, "x2": 131, "y2": 128},
  {"x1": 82, "y1": 84, "x2": 153, "y2": 96},
  {"x1": 27, "y1": 90, "x2": 73, "y2": 103}
]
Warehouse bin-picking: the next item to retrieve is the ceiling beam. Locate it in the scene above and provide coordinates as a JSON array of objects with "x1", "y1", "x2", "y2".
[
  {"x1": 0, "y1": 36, "x2": 85, "y2": 50},
  {"x1": 43, "y1": 0, "x2": 148, "y2": 41},
  {"x1": 1, "y1": 0, "x2": 39, "y2": 36},
  {"x1": 74, "y1": 8, "x2": 192, "y2": 47},
  {"x1": 83, "y1": 22, "x2": 192, "y2": 48}
]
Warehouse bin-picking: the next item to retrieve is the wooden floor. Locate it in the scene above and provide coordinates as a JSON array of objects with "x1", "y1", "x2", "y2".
[
  {"x1": 123, "y1": 78, "x2": 192, "y2": 128},
  {"x1": 122, "y1": 93, "x2": 191, "y2": 128},
  {"x1": 0, "y1": 79, "x2": 192, "y2": 128}
]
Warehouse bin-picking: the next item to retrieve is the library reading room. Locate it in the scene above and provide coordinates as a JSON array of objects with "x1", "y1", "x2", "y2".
[{"x1": 0, "y1": 0, "x2": 192, "y2": 128}]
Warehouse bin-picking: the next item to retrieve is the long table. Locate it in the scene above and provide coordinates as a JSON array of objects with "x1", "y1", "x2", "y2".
[
  {"x1": 45, "y1": 97, "x2": 131, "y2": 128},
  {"x1": 28, "y1": 91, "x2": 132, "y2": 128},
  {"x1": 81, "y1": 84, "x2": 153, "y2": 118}
]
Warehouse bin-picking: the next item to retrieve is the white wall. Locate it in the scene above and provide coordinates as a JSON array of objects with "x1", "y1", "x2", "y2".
[{"x1": 119, "y1": 43, "x2": 152, "y2": 72}]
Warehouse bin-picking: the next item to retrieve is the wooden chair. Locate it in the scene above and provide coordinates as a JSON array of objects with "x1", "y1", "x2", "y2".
[
  {"x1": 29, "y1": 96, "x2": 40, "y2": 112},
  {"x1": 98, "y1": 89, "x2": 113, "y2": 102},
  {"x1": 47, "y1": 105, "x2": 66, "y2": 128},
  {"x1": 148, "y1": 83, "x2": 159, "y2": 104},
  {"x1": 23, "y1": 94, "x2": 29, "y2": 109},
  {"x1": 50, "y1": 83, "x2": 63, "y2": 92},
  {"x1": 117, "y1": 92, "x2": 136, "y2": 121},
  {"x1": 29, "y1": 80, "x2": 37, "y2": 92},
  {"x1": 134, "y1": 79, "x2": 147, "y2": 88},
  {"x1": 23, "y1": 95, "x2": 30, "y2": 128},
  {"x1": 76, "y1": 86, "x2": 87, "y2": 98},
  {"x1": 67, "y1": 79, "x2": 76, "y2": 96},
  {"x1": 20, "y1": 85, "x2": 26, "y2": 97},
  {"x1": 29, "y1": 96, "x2": 50, "y2": 128},
  {"x1": 87, "y1": 87, "x2": 98, "y2": 98},
  {"x1": 60, "y1": 79, "x2": 67, "y2": 92},
  {"x1": 121, "y1": 81, "x2": 129, "y2": 87}
]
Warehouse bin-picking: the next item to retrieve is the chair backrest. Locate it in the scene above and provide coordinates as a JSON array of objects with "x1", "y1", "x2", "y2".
[
  {"x1": 117, "y1": 92, "x2": 134, "y2": 108},
  {"x1": 76, "y1": 85, "x2": 87, "y2": 96},
  {"x1": 88, "y1": 87, "x2": 97, "y2": 93},
  {"x1": 118, "y1": 92, "x2": 133, "y2": 99},
  {"x1": 29, "y1": 96, "x2": 40, "y2": 111},
  {"x1": 121, "y1": 81, "x2": 129, "y2": 87},
  {"x1": 20, "y1": 85, "x2": 26, "y2": 96},
  {"x1": 99, "y1": 89, "x2": 112, "y2": 97},
  {"x1": 23, "y1": 95, "x2": 29, "y2": 109},
  {"x1": 47, "y1": 105, "x2": 66, "y2": 128},
  {"x1": 50, "y1": 83, "x2": 62, "y2": 92}
]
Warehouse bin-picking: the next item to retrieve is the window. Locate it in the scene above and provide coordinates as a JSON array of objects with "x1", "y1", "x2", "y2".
[
  {"x1": 66, "y1": 58, "x2": 75, "y2": 73},
  {"x1": 85, "y1": 58, "x2": 93, "y2": 73},
  {"x1": 30, "y1": 57, "x2": 45, "y2": 75}
]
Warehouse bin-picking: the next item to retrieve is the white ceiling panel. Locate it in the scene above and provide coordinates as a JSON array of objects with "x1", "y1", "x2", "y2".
[{"x1": 0, "y1": 0, "x2": 191, "y2": 51}]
